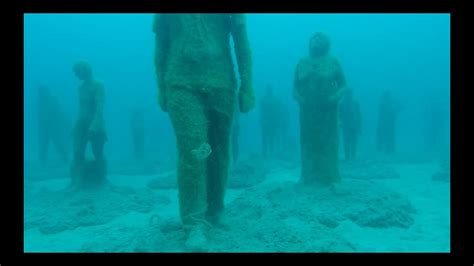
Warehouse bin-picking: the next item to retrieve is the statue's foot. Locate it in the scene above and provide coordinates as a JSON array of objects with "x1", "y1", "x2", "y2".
[
  {"x1": 69, "y1": 159, "x2": 108, "y2": 191},
  {"x1": 206, "y1": 210, "x2": 229, "y2": 229},
  {"x1": 184, "y1": 226, "x2": 208, "y2": 252}
]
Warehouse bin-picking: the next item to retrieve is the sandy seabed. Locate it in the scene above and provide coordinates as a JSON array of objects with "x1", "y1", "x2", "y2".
[{"x1": 24, "y1": 160, "x2": 449, "y2": 252}]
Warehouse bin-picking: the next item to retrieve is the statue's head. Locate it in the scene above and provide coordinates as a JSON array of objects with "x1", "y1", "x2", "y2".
[
  {"x1": 309, "y1": 32, "x2": 330, "y2": 58},
  {"x1": 73, "y1": 60, "x2": 92, "y2": 81}
]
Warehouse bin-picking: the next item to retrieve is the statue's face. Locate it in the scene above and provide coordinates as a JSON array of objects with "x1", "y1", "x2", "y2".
[
  {"x1": 73, "y1": 61, "x2": 92, "y2": 81},
  {"x1": 309, "y1": 33, "x2": 330, "y2": 58}
]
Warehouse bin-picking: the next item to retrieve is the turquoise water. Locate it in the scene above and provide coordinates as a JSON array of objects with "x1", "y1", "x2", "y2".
[{"x1": 24, "y1": 14, "x2": 450, "y2": 252}]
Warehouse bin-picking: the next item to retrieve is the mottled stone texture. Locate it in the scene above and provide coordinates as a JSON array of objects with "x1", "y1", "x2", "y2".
[
  {"x1": 70, "y1": 61, "x2": 108, "y2": 189},
  {"x1": 153, "y1": 14, "x2": 254, "y2": 231},
  {"x1": 294, "y1": 33, "x2": 346, "y2": 185}
]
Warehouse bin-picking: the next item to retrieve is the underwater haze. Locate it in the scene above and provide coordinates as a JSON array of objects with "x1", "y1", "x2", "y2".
[{"x1": 24, "y1": 14, "x2": 450, "y2": 252}]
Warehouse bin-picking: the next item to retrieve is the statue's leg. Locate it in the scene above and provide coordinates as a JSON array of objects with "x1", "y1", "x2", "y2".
[
  {"x1": 133, "y1": 130, "x2": 144, "y2": 159},
  {"x1": 232, "y1": 127, "x2": 239, "y2": 164},
  {"x1": 376, "y1": 126, "x2": 383, "y2": 152},
  {"x1": 70, "y1": 120, "x2": 89, "y2": 187},
  {"x1": 89, "y1": 133, "x2": 107, "y2": 186},
  {"x1": 352, "y1": 135, "x2": 358, "y2": 160},
  {"x1": 206, "y1": 89, "x2": 236, "y2": 222},
  {"x1": 388, "y1": 129, "x2": 396, "y2": 154},
  {"x1": 313, "y1": 109, "x2": 340, "y2": 185},
  {"x1": 334, "y1": 114, "x2": 341, "y2": 180},
  {"x1": 271, "y1": 131, "x2": 277, "y2": 157},
  {"x1": 167, "y1": 88, "x2": 209, "y2": 232},
  {"x1": 137, "y1": 130, "x2": 145, "y2": 159},
  {"x1": 343, "y1": 130, "x2": 350, "y2": 161},
  {"x1": 299, "y1": 108, "x2": 311, "y2": 183},
  {"x1": 91, "y1": 134, "x2": 105, "y2": 161},
  {"x1": 72, "y1": 120, "x2": 88, "y2": 163},
  {"x1": 261, "y1": 127, "x2": 267, "y2": 157},
  {"x1": 267, "y1": 131, "x2": 273, "y2": 158},
  {"x1": 354, "y1": 135, "x2": 359, "y2": 159},
  {"x1": 300, "y1": 107, "x2": 320, "y2": 184},
  {"x1": 132, "y1": 133, "x2": 138, "y2": 158},
  {"x1": 38, "y1": 130, "x2": 49, "y2": 165},
  {"x1": 328, "y1": 110, "x2": 341, "y2": 182}
]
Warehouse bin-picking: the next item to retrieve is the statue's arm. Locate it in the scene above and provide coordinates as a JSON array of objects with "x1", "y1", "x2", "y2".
[
  {"x1": 230, "y1": 14, "x2": 252, "y2": 93},
  {"x1": 230, "y1": 14, "x2": 255, "y2": 113},
  {"x1": 90, "y1": 82, "x2": 105, "y2": 132},
  {"x1": 329, "y1": 60, "x2": 347, "y2": 103}
]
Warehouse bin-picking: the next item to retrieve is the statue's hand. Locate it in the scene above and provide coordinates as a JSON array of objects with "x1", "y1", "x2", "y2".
[
  {"x1": 238, "y1": 86, "x2": 255, "y2": 113},
  {"x1": 329, "y1": 86, "x2": 345, "y2": 103},
  {"x1": 88, "y1": 117, "x2": 104, "y2": 138},
  {"x1": 88, "y1": 127, "x2": 98, "y2": 140}
]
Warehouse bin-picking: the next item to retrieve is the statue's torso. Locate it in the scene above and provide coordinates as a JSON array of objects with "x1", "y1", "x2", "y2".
[
  {"x1": 340, "y1": 100, "x2": 359, "y2": 131},
  {"x1": 164, "y1": 14, "x2": 237, "y2": 90},
  {"x1": 78, "y1": 80, "x2": 100, "y2": 121},
  {"x1": 297, "y1": 56, "x2": 340, "y2": 101}
]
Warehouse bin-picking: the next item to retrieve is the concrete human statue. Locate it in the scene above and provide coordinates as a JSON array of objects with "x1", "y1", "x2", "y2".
[
  {"x1": 37, "y1": 84, "x2": 69, "y2": 165},
  {"x1": 70, "y1": 60, "x2": 108, "y2": 189},
  {"x1": 376, "y1": 90, "x2": 402, "y2": 155},
  {"x1": 294, "y1": 32, "x2": 346, "y2": 185},
  {"x1": 153, "y1": 14, "x2": 254, "y2": 250},
  {"x1": 259, "y1": 84, "x2": 280, "y2": 158},
  {"x1": 339, "y1": 88, "x2": 361, "y2": 162}
]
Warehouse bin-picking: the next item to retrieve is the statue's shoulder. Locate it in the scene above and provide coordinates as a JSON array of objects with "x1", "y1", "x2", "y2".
[
  {"x1": 152, "y1": 14, "x2": 172, "y2": 33},
  {"x1": 152, "y1": 14, "x2": 159, "y2": 33},
  {"x1": 327, "y1": 55, "x2": 341, "y2": 66},
  {"x1": 93, "y1": 80, "x2": 104, "y2": 91},
  {"x1": 299, "y1": 56, "x2": 311, "y2": 63}
]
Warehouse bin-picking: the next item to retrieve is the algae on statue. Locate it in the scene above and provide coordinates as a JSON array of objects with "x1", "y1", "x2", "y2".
[
  {"x1": 153, "y1": 14, "x2": 254, "y2": 250},
  {"x1": 70, "y1": 60, "x2": 108, "y2": 189},
  {"x1": 294, "y1": 32, "x2": 347, "y2": 185}
]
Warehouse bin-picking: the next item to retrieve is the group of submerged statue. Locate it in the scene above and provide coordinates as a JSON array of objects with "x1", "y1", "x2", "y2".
[{"x1": 36, "y1": 14, "x2": 428, "y2": 250}]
